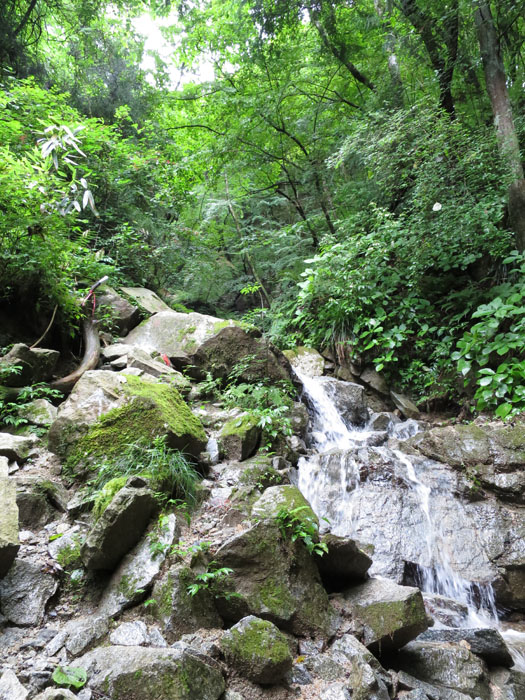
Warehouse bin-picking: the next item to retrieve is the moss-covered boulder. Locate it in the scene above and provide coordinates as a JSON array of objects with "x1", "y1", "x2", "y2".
[
  {"x1": 77, "y1": 644, "x2": 225, "y2": 700},
  {"x1": 342, "y1": 577, "x2": 429, "y2": 653},
  {"x1": 213, "y1": 520, "x2": 336, "y2": 636},
  {"x1": 151, "y1": 564, "x2": 223, "y2": 642},
  {"x1": 49, "y1": 372, "x2": 207, "y2": 473},
  {"x1": 220, "y1": 616, "x2": 292, "y2": 685},
  {"x1": 81, "y1": 483, "x2": 157, "y2": 571},
  {"x1": 283, "y1": 347, "x2": 325, "y2": 377},
  {"x1": 250, "y1": 485, "x2": 318, "y2": 526},
  {"x1": 218, "y1": 414, "x2": 261, "y2": 462},
  {"x1": 0, "y1": 465, "x2": 19, "y2": 578}
]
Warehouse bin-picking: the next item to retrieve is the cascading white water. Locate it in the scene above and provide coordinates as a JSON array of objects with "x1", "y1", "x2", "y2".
[{"x1": 296, "y1": 369, "x2": 525, "y2": 671}]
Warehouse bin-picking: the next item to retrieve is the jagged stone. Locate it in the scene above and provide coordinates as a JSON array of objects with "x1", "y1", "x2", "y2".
[
  {"x1": 312, "y1": 377, "x2": 368, "y2": 427},
  {"x1": 125, "y1": 347, "x2": 191, "y2": 393},
  {"x1": 391, "y1": 390, "x2": 420, "y2": 419},
  {"x1": 120, "y1": 287, "x2": 172, "y2": 314},
  {"x1": 397, "y1": 641, "x2": 490, "y2": 699},
  {"x1": 489, "y1": 667, "x2": 525, "y2": 700},
  {"x1": 101, "y1": 343, "x2": 131, "y2": 361},
  {"x1": 284, "y1": 347, "x2": 325, "y2": 377},
  {"x1": 0, "y1": 471, "x2": 19, "y2": 577},
  {"x1": 342, "y1": 577, "x2": 429, "y2": 652},
  {"x1": 0, "y1": 669, "x2": 28, "y2": 700},
  {"x1": 82, "y1": 485, "x2": 157, "y2": 570},
  {"x1": 16, "y1": 475, "x2": 66, "y2": 529},
  {"x1": 220, "y1": 615, "x2": 293, "y2": 684},
  {"x1": 251, "y1": 484, "x2": 318, "y2": 526},
  {"x1": 64, "y1": 615, "x2": 109, "y2": 656},
  {"x1": 328, "y1": 634, "x2": 390, "y2": 700},
  {"x1": 77, "y1": 644, "x2": 225, "y2": 700},
  {"x1": 0, "y1": 344, "x2": 59, "y2": 387},
  {"x1": 397, "y1": 671, "x2": 473, "y2": 700},
  {"x1": 316, "y1": 534, "x2": 373, "y2": 588},
  {"x1": 0, "y1": 560, "x2": 57, "y2": 626},
  {"x1": 99, "y1": 512, "x2": 179, "y2": 617},
  {"x1": 360, "y1": 367, "x2": 390, "y2": 396},
  {"x1": 0, "y1": 432, "x2": 37, "y2": 462},
  {"x1": 151, "y1": 563, "x2": 222, "y2": 642},
  {"x1": 33, "y1": 689, "x2": 77, "y2": 700},
  {"x1": 418, "y1": 627, "x2": 513, "y2": 667},
  {"x1": 218, "y1": 414, "x2": 261, "y2": 462},
  {"x1": 214, "y1": 519, "x2": 336, "y2": 636},
  {"x1": 17, "y1": 398, "x2": 57, "y2": 427},
  {"x1": 109, "y1": 620, "x2": 149, "y2": 646},
  {"x1": 422, "y1": 593, "x2": 469, "y2": 628},
  {"x1": 96, "y1": 284, "x2": 141, "y2": 335}
]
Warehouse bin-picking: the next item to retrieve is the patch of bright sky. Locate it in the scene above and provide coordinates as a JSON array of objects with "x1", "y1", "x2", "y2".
[{"x1": 131, "y1": 13, "x2": 215, "y2": 86}]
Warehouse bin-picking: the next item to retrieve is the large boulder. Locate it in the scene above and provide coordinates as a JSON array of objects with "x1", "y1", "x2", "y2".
[
  {"x1": 213, "y1": 519, "x2": 336, "y2": 636},
  {"x1": 220, "y1": 616, "x2": 293, "y2": 684},
  {"x1": 0, "y1": 432, "x2": 37, "y2": 462},
  {"x1": 329, "y1": 634, "x2": 390, "y2": 700},
  {"x1": 77, "y1": 644, "x2": 225, "y2": 700},
  {"x1": 96, "y1": 285, "x2": 141, "y2": 335},
  {"x1": 99, "y1": 512, "x2": 179, "y2": 617},
  {"x1": 17, "y1": 398, "x2": 57, "y2": 427},
  {"x1": 0, "y1": 462, "x2": 19, "y2": 577},
  {"x1": 151, "y1": 563, "x2": 222, "y2": 642},
  {"x1": 342, "y1": 577, "x2": 429, "y2": 653},
  {"x1": 0, "y1": 560, "x2": 57, "y2": 625},
  {"x1": 397, "y1": 641, "x2": 490, "y2": 700},
  {"x1": 284, "y1": 347, "x2": 325, "y2": 377},
  {"x1": 15, "y1": 474, "x2": 66, "y2": 529},
  {"x1": 418, "y1": 627, "x2": 513, "y2": 667},
  {"x1": 0, "y1": 344, "x2": 59, "y2": 387},
  {"x1": 81, "y1": 483, "x2": 157, "y2": 570},
  {"x1": 316, "y1": 534, "x2": 373, "y2": 589},
  {"x1": 310, "y1": 377, "x2": 368, "y2": 428},
  {"x1": 218, "y1": 414, "x2": 261, "y2": 462},
  {"x1": 120, "y1": 287, "x2": 172, "y2": 314},
  {"x1": 251, "y1": 485, "x2": 318, "y2": 525},
  {"x1": 49, "y1": 372, "x2": 207, "y2": 470}
]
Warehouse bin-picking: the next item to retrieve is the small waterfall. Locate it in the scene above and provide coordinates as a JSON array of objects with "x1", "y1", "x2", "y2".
[{"x1": 296, "y1": 370, "x2": 525, "y2": 671}]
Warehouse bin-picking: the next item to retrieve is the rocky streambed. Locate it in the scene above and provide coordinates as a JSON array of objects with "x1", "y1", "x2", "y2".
[{"x1": 0, "y1": 286, "x2": 524, "y2": 700}]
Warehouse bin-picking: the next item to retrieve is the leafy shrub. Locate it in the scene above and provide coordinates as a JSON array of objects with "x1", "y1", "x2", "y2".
[{"x1": 275, "y1": 506, "x2": 327, "y2": 557}]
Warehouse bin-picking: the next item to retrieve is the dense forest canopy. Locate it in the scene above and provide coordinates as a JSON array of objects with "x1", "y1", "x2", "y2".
[{"x1": 1, "y1": 0, "x2": 525, "y2": 416}]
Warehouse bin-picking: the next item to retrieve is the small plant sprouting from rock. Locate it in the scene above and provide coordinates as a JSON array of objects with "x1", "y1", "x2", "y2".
[
  {"x1": 187, "y1": 562, "x2": 234, "y2": 598},
  {"x1": 52, "y1": 665, "x2": 87, "y2": 690},
  {"x1": 275, "y1": 506, "x2": 328, "y2": 557}
]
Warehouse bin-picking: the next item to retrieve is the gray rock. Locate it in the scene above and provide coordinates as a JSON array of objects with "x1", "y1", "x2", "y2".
[
  {"x1": 99, "y1": 512, "x2": 179, "y2": 618},
  {"x1": 342, "y1": 577, "x2": 429, "y2": 652},
  {"x1": 17, "y1": 399, "x2": 57, "y2": 427},
  {"x1": 77, "y1": 644, "x2": 225, "y2": 699},
  {"x1": 0, "y1": 471, "x2": 19, "y2": 577},
  {"x1": 220, "y1": 615, "x2": 293, "y2": 684},
  {"x1": 489, "y1": 667, "x2": 525, "y2": 700},
  {"x1": 422, "y1": 593, "x2": 469, "y2": 628},
  {"x1": 125, "y1": 347, "x2": 191, "y2": 393},
  {"x1": 96, "y1": 284, "x2": 141, "y2": 335},
  {"x1": 369, "y1": 411, "x2": 399, "y2": 432},
  {"x1": 391, "y1": 390, "x2": 420, "y2": 419},
  {"x1": 417, "y1": 627, "x2": 513, "y2": 667},
  {"x1": 316, "y1": 534, "x2": 373, "y2": 586},
  {"x1": 101, "y1": 343, "x2": 132, "y2": 361},
  {"x1": 16, "y1": 475, "x2": 66, "y2": 529},
  {"x1": 0, "y1": 344, "x2": 59, "y2": 387},
  {"x1": 109, "y1": 620, "x2": 149, "y2": 646},
  {"x1": 0, "y1": 432, "x2": 37, "y2": 462},
  {"x1": 151, "y1": 563, "x2": 222, "y2": 642},
  {"x1": 284, "y1": 347, "x2": 325, "y2": 377},
  {"x1": 214, "y1": 519, "x2": 336, "y2": 636},
  {"x1": 319, "y1": 684, "x2": 351, "y2": 700},
  {"x1": 315, "y1": 377, "x2": 368, "y2": 427},
  {"x1": 360, "y1": 367, "x2": 390, "y2": 396},
  {"x1": 0, "y1": 670, "x2": 28, "y2": 700},
  {"x1": 120, "y1": 287, "x2": 172, "y2": 314},
  {"x1": 64, "y1": 615, "x2": 109, "y2": 656},
  {"x1": 81, "y1": 485, "x2": 157, "y2": 570},
  {"x1": 290, "y1": 402, "x2": 310, "y2": 438},
  {"x1": 397, "y1": 670, "x2": 474, "y2": 700},
  {"x1": 328, "y1": 634, "x2": 390, "y2": 700},
  {"x1": 398, "y1": 641, "x2": 490, "y2": 699},
  {"x1": 33, "y1": 689, "x2": 77, "y2": 700},
  {"x1": 251, "y1": 484, "x2": 318, "y2": 525},
  {"x1": 218, "y1": 414, "x2": 261, "y2": 462},
  {"x1": 0, "y1": 560, "x2": 57, "y2": 625}
]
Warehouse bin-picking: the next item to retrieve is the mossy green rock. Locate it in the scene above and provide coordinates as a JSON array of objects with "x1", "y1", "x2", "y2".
[
  {"x1": 151, "y1": 564, "x2": 222, "y2": 642},
  {"x1": 251, "y1": 485, "x2": 318, "y2": 527},
  {"x1": 55, "y1": 374, "x2": 206, "y2": 474},
  {"x1": 342, "y1": 577, "x2": 429, "y2": 653},
  {"x1": 77, "y1": 644, "x2": 225, "y2": 700},
  {"x1": 214, "y1": 519, "x2": 336, "y2": 636},
  {"x1": 219, "y1": 414, "x2": 261, "y2": 462},
  {"x1": 283, "y1": 347, "x2": 325, "y2": 377},
  {"x1": 220, "y1": 615, "x2": 292, "y2": 684}
]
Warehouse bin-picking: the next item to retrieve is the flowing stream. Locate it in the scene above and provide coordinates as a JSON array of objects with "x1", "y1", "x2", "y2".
[{"x1": 295, "y1": 369, "x2": 525, "y2": 671}]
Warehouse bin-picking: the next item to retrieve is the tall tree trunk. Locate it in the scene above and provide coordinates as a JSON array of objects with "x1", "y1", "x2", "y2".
[{"x1": 474, "y1": 1, "x2": 525, "y2": 252}]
